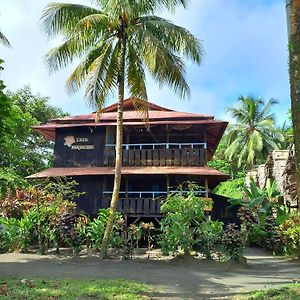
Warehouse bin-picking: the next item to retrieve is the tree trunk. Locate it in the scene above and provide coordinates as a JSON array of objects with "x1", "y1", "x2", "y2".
[
  {"x1": 101, "y1": 38, "x2": 126, "y2": 258},
  {"x1": 288, "y1": 0, "x2": 300, "y2": 211}
]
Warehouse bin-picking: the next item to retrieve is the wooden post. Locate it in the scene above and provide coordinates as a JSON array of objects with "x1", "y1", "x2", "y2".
[
  {"x1": 166, "y1": 125, "x2": 170, "y2": 145},
  {"x1": 204, "y1": 178, "x2": 211, "y2": 221},
  {"x1": 166, "y1": 174, "x2": 170, "y2": 194},
  {"x1": 125, "y1": 176, "x2": 129, "y2": 199},
  {"x1": 204, "y1": 178, "x2": 209, "y2": 197}
]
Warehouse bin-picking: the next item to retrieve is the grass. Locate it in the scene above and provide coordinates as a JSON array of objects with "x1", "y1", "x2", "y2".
[
  {"x1": 0, "y1": 277, "x2": 153, "y2": 300},
  {"x1": 235, "y1": 283, "x2": 300, "y2": 300}
]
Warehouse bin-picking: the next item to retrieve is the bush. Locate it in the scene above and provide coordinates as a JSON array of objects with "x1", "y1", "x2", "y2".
[
  {"x1": 221, "y1": 223, "x2": 245, "y2": 261},
  {"x1": 195, "y1": 221, "x2": 224, "y2": 260},
  {"x1": 278, "y1": 214, "x2": 300, "y2": 259},
  {"x1": 159, "y1": 182, "x2": 207, "y2": 255},
  {"x1": 86, "y1": 209, "x2": 124, "y2": 251}
]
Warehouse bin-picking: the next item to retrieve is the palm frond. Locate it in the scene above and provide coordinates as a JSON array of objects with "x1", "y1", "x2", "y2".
[
  {"x1": 40, "y1": 3, "x2": 102, "y2": 37},
  {"x1": 133, "y1": 27, "x2": 190, "y2": 99},
  {"x1": 84, "y1": 39, "x2": 118, "y2": 108},
  {"x1": 139, "y1": 15, "x2": 203, "y2": 63},
  {"x1": 0, "y1": 31, "x2": 11, "y2": 48}
]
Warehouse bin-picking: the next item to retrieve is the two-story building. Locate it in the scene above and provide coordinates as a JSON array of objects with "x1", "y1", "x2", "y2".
[{"x1": 27, "y1": 98, "x2": 236, "y2": 224}]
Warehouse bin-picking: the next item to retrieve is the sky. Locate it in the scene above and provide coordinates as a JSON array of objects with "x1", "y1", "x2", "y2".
[{"x1": 0, "y1": 0, "x2": 290, "y2": 124}]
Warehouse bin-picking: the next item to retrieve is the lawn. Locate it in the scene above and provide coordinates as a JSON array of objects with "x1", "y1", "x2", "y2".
[
  {"x1": 236, "y1": 283, "x2": 300, "y2": 300},
  {"x1": 0, "y1": 277, "x2": 153, "y2": 300}
]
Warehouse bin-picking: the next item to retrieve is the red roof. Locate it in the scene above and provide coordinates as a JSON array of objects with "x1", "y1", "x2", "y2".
[
  {"x1": 33, "y1": 98, "x2": 227, "y2": 153},
  {"x1": 26, "y1": 166, "x2": 228, "y2": 187}
]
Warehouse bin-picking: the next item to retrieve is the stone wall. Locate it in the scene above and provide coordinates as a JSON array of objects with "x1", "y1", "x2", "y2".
[{"x1": 246, "y1": 146, "x2": 298, "y2": 208}]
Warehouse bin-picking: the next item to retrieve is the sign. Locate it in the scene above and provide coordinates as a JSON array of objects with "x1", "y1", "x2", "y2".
[{"x1": 64, "y1": 136, "x2": 95, "y2": 150}]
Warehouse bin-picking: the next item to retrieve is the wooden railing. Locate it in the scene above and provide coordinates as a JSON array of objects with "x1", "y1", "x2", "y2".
[
  {"x1": 103, "y1": 143, "x2": 207, "y2": 167},
  {"x1": 102, "y1": 191, "x2": 208, "y2": 216},
  {"x1": 101, "y1": 194, "x2": 165, "y2": 216}
]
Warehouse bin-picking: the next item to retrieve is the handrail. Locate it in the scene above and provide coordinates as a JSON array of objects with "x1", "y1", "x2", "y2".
[
  {"x1": 103, "y1": 190, "x2": 207, "y2": 200},
  {"x1": 105, "y1": 142, "x2": 207, "y2": 150}
]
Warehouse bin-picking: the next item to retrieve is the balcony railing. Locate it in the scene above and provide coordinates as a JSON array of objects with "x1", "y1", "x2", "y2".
[
  {"x1": 103, "y1": 143, "x2": 207, "y2": 167},
  {"x1": 102, "y1": 190, "x2": 208, "y2": 216}
]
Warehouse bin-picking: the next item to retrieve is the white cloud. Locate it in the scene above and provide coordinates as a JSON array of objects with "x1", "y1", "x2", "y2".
[{"x1": 0, "y1": 0, "x2": 290, "y2": 123}]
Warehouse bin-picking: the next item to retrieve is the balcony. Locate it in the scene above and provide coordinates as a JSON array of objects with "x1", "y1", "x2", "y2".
[
  {"x1": 102, "y1": 190, "x2": 209, "y2": 216},
  {"x1": 103, "y1": 143, "x2": 207, "y2": 167}
]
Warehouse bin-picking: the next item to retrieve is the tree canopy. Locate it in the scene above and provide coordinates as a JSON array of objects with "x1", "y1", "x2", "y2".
[{"x1": 224, "y1": 96, "x2": 284, "y2": 168}]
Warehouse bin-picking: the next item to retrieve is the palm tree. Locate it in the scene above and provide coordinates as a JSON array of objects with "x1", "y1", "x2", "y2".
[
  {"x1": 0, "y1": 30, "x2": 11, "y2": 47},
  {"x1": 40, "y1": 0, "x2": 203, "y2": 257},
  {"x1": 286, "y1": 0, "x2": 300, "y2": 211},
  {"x1": 224, "y1": 96, "x2": 284, "y2": 168}
]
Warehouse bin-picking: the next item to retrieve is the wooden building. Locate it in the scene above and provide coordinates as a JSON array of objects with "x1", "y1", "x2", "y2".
[{"x1": 27, "y1": 99, "x2": 234, "y2": 222}]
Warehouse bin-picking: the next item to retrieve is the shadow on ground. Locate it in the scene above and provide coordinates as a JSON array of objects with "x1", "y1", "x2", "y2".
[{"x1": 0, "y1": 248, "x2": 299, "y2": 300}]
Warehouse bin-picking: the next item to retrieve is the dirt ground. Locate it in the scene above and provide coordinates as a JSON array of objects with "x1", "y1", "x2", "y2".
[{"x1": 0, "y1": 248, "x2": 299, "y2": 300}]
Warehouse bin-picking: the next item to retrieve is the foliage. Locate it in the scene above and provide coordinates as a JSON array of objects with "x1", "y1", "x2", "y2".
[
  {"x1": 0, "y1": 277, "x2": 152, "y2": 300},
  {"x1": 140, "y1": 222, "x2": 156, "y2": 259},
  {"x1": 224, "y1": 96, "x2": 284, "y2": 168},
  {"x1": 278, "y1": 214, "x2": 300, "y2": 259},
  {"x1": 86, "y1": 209, "x2": 124, "y2": 251},
  {"x1": 0, "y1": 216, "x2": 31, "y2": 253},
  {"x1": 0, "y1": 180, "x2": 79, "y2": 255},
  {"x1": 221, "y1": 223, "x2": 245, "y2": 261},
  {"x1": 231, "y1": 177, "x2": 290, "y2": 253},
  {"x1": 0, "y1": 86, "x2": 68, "y2": 185},
  {"x1": 230, "y1": 178, "x2": 282, "y2": 214},
  {"x1": 195, "y1": 220, "x2": 224, "y2": 260},
  {"x1": 208, "y1": 159, "x2": 232, "y2": 176},
  {"x1": 159, "y1": 182, "x2": 208, "y2": 255},
  {"x1": 214, "y1": 177, "x2": 245, "y2": 199},
  {"x1": 40, "y1": 1, "x2": 202, "y2": 107},
  {"x1": 235, "y1": 283, "x2": 300, "y2": 300},
  {"x1": 0, "y1": 168, "x2": 28, "y2": 196}
]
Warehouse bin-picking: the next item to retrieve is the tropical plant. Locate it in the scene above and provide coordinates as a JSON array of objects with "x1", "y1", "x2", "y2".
[
  {"x1": 159, "y1": 182, "x2": 207, "y2": 255},
  {"x1": 221, "y1": 223, "x2": 245, "y2": 261},
  {"x1": 195, "y1": 220, "x2": 224, "y2": 260},
  {"x1": 286, "y1": 0, "x2": 300, "y2": 212},
  {"x1": 224, "y1": 96, "x2": 284, "y2": 168},
  {"x1": 140, "y1": 222, "x2": 155, "y2": 259},
  {"x1": 278, "y1": 214, "x2": 300, "y2": 259},
  {"x1": 87, "y1": 209, "x2": 123, "y2": 251},
  {"x1": 40, "y1": 0, "x2": 203, "y2": 257}
]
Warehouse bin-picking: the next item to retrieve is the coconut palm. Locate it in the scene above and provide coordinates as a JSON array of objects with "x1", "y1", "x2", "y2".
[
  {"x1": 225, "y1": 96, "x2": 284, "y2": 168},
  {"x1": 286, "y1": 0, "x2": 300, "y2": 211},
  {"x1": 40, "y1": 0, "x2": 203, "y2": 256},
  {"x1": 0, "y1": 30, "x2": 11, "y2": 47}
]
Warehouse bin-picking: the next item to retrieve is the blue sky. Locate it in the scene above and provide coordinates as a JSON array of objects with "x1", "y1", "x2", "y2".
[{"x1": 0, "y1": 0, "x2": 290, "y2": 125}]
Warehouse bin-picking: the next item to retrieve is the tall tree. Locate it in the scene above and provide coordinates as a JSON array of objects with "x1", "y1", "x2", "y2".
[
  {"x1": 0, "y1": 86, "x2": 67, "y2": 177},
  {"x1": 40, "y1": 0, "x2": 203, "y2": 256},
  {"x1": 286, "y1": 0, "x2": 300, "y2": 210},
  {"x1": 224, "y1": 96, "x2": 284, "y2": 168}
]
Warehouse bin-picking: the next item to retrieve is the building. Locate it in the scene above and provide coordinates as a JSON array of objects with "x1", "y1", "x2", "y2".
[{"x1": 27, "y1": 98, "x2": 235, "y2": 223}]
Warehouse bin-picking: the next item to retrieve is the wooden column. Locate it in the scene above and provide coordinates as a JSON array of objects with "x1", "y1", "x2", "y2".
[
  {"x1": 166, "y1": 174, "x2": 170, "y2": 194},
  {"x1": 125, "y1": 176, "x2": 129, "y2": 199}
]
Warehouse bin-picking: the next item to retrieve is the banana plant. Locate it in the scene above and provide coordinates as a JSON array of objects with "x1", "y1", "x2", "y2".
[{"x1": 230, "y1": 177, "x2": 282, "y2": 214}]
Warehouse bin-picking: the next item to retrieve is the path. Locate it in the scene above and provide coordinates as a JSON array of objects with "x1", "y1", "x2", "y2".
[{"x1": 0, "y1": 248, "x2": 299, "y2": 299}]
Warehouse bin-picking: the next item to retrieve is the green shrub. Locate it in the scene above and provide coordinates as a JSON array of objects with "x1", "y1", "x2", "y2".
[
  {"x1": 87, "y1": 209, "x2": 124, "y2": 251},
  {"x1": 195, "y1": 220, "x2": 224, "y2": 259},
  {"x1": 214, "y1": 177, "x2": 245, "y2": 199},
  {"x1": 221, "y1": 223, "x2": 245, "y2": 261},
  {"x1": 159, "y1": 182, "x2": 207, "y2": 255},
  {"x1": 278, "y1": 214, "x2": 300, "y2": 259}
]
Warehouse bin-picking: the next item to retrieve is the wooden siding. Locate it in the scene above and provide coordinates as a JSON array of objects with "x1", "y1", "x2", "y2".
[
  {"x1": 73, "y1": 176, "x2": 102, "y2": 215},
  {"x1": 54, "y1": 127, "x2": 105, "y2": 167}
]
